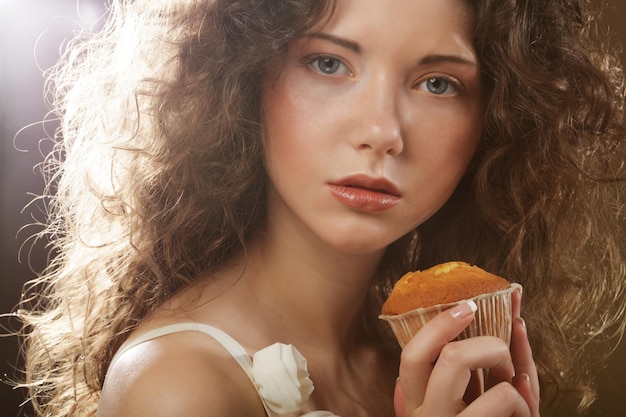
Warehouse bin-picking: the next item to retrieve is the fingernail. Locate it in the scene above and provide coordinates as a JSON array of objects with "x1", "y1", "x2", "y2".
[
  {"x1": 515, "y1": 317, "x2": 526, "y2": 329},
  {"x1": 450, "y1": 300, "x2": 477, "y2": 319},
  {"x1": 518, "y1": 373, "x2": 530, "y2": 383}
]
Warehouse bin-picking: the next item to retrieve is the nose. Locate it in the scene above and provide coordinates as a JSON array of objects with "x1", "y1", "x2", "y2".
[{"x1": 352, "y1": 77, "x2": 404, "y2": 156}]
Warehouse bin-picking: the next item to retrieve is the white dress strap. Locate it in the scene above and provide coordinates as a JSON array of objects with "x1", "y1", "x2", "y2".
[
  {"x1": 109, "y1": 322, "x2": 277, "y2": 417},
  {"x1": 108, "y1": 322, "x2": 339, "y2": 417}
]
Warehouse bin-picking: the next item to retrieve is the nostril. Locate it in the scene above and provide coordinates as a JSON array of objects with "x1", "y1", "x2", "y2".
[
  {"x1": 353, "y1": 103, "x2": 404, "y2": 155},
  {"x1": 354, "y1": 133, "x2": 403, "y2": 156}
]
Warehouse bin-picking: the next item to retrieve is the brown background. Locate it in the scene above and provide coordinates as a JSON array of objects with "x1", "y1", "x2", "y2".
[{"x1": 1, "y1": 1, "x2": 625, "y2": 416}]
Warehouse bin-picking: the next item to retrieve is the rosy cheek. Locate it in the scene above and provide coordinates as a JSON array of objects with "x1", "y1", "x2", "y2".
[{"x1": 265, "y1": 95, "x2": 323, "y2": 164}]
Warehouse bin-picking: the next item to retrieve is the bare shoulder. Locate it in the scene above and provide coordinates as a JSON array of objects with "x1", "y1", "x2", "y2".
[{"x1": 96, "y1": 330, "x2": 266, "y2": 417}]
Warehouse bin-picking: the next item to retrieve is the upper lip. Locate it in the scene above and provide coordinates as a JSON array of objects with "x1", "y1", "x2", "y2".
[{"x1": 330, "y1": 174, "x2": 401, "y2": 197}]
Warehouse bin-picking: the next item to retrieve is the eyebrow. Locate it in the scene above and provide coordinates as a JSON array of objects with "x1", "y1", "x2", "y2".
[
  {"x1": 419, "y1": 54, "x2": 477, "y2": 67},
  {"x1": 303, "y1": 33, "x2": 361, "y2": 53},
  {"x1": 303, "y1": 33, "x2": 477, "y2": 68}
]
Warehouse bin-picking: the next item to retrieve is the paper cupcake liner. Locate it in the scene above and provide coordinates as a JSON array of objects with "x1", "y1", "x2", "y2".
[{"x1": 379, "y1": 283, "x2": 522, "y2": 348}]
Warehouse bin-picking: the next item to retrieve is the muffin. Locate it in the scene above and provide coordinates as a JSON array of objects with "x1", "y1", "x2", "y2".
[{"x1": 379, "y1": 261, "x2": 521, "y2": 348}]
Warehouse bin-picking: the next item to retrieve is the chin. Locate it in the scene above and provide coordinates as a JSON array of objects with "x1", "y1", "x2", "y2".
[{"x1": 325, "y1": 235, "x2": 393, "y2": 256}]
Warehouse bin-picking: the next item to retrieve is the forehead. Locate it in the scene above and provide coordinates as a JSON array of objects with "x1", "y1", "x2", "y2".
[
  {"x1": 321, "y1": 0, "x2": 475, "y2": 28},
  {"x1": 311, "y1": 0, "x2": 477, "y2": 59}
]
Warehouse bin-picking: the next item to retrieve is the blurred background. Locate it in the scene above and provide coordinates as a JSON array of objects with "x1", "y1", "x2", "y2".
[{"x1": 1, "y1": 1, "x2": 625, "y2": 416}]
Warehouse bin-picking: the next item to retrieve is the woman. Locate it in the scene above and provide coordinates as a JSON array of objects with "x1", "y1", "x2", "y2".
[{"x1": 17, "y1": 0, "x2": 626, "y2": 416}]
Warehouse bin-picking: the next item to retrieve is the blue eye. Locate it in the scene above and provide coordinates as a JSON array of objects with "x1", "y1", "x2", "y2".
[
  {"x1": 308, "y1": 55, "x2": 349, "y2": 76},
  {"x1": 418, "y1": 77, "x2": 458, "y2": 96},
  {"x1": 316, "y1": 57, "x2": 341, "y2": 74}
]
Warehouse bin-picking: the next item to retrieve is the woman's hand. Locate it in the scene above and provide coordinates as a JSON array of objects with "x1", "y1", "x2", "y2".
[{"x1": 393, "y1": 288, "x2": 540, "y2": 417}]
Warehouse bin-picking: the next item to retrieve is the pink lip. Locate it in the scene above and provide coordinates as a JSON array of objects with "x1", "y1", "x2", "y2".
[{"x1": 327, "y1": 174, "x2": 401, "y2": 212}]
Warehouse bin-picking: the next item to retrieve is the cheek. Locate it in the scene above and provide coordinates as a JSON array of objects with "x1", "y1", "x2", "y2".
[
  {"x1": 418, "y1": 113, "x2": 482, "y2": 172},
  {"x1": 263, "y1": 96, "x2": 313, "y2": 186},
  {"x1": 404, "y1": 112, "x2": 483, "y2": 213},
  {"x1": 262, "y1": 79, "x2": 331, "y2": 174},
  {"x1": 441, "y1": 103, "x2": 484, "y2": 165},
  {"x1": 450, "y1": 122, "x2": 482, "y2": 164},
  {"x1": 263, "y1": 110, "x2": 313, "y2": 174}
]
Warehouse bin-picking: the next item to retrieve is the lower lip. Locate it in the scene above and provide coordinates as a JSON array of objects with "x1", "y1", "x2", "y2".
[{"x1": 328, "y1": 184, "x2": 400, "y2": 212}]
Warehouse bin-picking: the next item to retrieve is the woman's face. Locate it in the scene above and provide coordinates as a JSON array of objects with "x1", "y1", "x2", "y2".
[{"x1": 262, "y1": 0, "x2": 483, "y2": 255}]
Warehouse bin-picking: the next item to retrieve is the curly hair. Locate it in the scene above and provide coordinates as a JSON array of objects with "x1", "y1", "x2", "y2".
[
  {"x1": 15, "y1": 0, "x2": 626, "y2": 416},
  {"x1": 416, "y1": 0, "x2": 626, "y2": 413}
]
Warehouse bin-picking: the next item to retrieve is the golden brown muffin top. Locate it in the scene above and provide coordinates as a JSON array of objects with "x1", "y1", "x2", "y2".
[{"x1": 381, "y1": 261, "x2": 510, "y2": 315}]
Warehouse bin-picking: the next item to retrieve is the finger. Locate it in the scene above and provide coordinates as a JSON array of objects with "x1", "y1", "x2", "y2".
[
  {"x1": 398, "y1": 301, "x2": 477, "y2": 411},
  {"x1": 393, "y1": 379, "x2": 407, "y2": 417},
  {"x1": 463, "y1": 369, "x2": 484, "y2": 405},
  {"x1": 512, "y1": 285, "x2": 522, "y2": 319},
  {"x1": 513, "y1": 373, "x2": 536, "y2": 415},
  {"x1": 461, "y1": 381, "x2": 531, "y2": 417},
  {"x1": 511, "y1": 317, "x2": 540, "y2": 415},
  {"x1": 420, "y1": 336, "x2": 515, "y2": 416}
]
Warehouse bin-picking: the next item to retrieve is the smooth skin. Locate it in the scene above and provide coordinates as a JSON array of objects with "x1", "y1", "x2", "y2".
[
  {"x1": 97, "y1": 0, "x2": 540, "y2": 416},
  {"x1": 263, "y1": 0, "x2": 483, "y2": 256}
]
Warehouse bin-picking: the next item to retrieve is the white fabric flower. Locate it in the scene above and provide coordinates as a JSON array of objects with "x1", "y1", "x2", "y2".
[
  {"x1": 301, "y1": 411, "x2": 340, "y2": 417},
  {"x1": 252, "y1": 343, "x2": 314, "y2": 414}
]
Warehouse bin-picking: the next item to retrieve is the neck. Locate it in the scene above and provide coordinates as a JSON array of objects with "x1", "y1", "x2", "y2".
[
  {"x1": 241, "y1": 230, "x2": 385, "y2": 350},
  {"x1": 188, "y1": 221, "x2": 386, "y2": 358}
]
